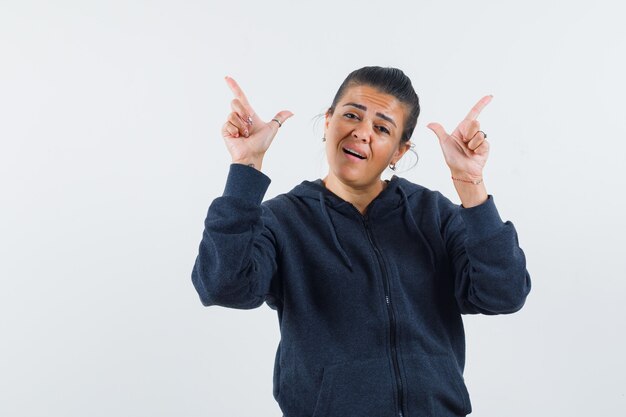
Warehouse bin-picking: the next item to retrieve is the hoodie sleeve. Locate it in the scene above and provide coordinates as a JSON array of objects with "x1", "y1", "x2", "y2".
[
  {"x1": 191, "y1": 164, "x2": 281, "y2": 310},
  {"x1": 441, "y1": 195, "x2": 531, "y2": 315}
]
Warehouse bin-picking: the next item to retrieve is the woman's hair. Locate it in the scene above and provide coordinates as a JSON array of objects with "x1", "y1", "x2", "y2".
[{"x1": 327, "y1": 66, "x2": 420, "y2": 143}]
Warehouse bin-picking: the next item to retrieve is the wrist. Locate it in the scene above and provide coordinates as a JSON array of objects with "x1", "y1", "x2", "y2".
[
  {"x1": 450, "y1": 170, "x2": 483, "y2": 184},
  {"x1": 451, "y1": 176, "x2": 483, "y2": 185},
  {"x1": 452, "y1": 180, "x2": 488, "y2": 208},
  {"x1": 232, "y1": 155, "x2": 264, "y2": 171}
]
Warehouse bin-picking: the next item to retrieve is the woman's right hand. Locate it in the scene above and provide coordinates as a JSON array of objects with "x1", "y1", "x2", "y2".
[{"x1": 221, "y1": 76, "x2": 293, "y2": 170}]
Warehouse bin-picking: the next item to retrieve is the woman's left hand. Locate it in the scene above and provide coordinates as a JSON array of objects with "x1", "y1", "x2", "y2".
[{"x1": 427, "y1": 95, "x2": 492, "y2": 182}]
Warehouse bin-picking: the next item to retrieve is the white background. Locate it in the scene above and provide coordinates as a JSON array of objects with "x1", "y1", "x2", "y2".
[{"x1": 1, "y1": 0, "x2": 625, "y2": 416}]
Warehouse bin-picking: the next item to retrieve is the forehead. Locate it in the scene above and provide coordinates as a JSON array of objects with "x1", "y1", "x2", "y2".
[{"x1": 339, "y1": 85, "x2": 405, "y2": 118}]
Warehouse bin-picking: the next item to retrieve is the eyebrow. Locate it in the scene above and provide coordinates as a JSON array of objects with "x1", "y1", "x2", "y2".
[{"x1": 342, "y1": 103, "x2": 397, "y2": 128}]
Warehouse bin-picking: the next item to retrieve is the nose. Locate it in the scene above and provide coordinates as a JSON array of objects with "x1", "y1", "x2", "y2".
[{"x1": 352, "y1": 122, "x2": 372, "y2": 143}]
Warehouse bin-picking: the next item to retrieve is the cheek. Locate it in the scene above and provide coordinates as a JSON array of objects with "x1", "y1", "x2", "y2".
[
  {"x1": 327, "y1": 117, "x2": 352, "y2": 136},
  {"x1": 373, "y1": 142, "x2": 398, "y2": 159}
]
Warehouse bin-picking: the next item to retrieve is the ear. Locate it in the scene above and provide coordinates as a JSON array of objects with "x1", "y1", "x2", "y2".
[
  {"x1": 324, "y1": 109, "x2": 331, "y2": 130},
  {"x1": 391, "y1": 141, "x2": 411, "y2": 164}
]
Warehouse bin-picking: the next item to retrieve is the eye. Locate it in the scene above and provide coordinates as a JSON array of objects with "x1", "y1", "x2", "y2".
[
  {"x1": 343, "y1": 112, "x2": 359, "y2": 120},
  {"x1": 377, "y1": 125, "x2": 391, "y2": 135}
]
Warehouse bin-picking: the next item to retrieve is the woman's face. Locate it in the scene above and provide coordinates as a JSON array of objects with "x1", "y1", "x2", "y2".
[{"x1": 324, "y1": 85, "x2": 410, "y2": 188}]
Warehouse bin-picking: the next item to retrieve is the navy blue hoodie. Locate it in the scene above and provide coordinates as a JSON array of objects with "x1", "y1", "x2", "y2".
[{"x1": 192, "y1": 164, "x2": 531, "y2": 417}]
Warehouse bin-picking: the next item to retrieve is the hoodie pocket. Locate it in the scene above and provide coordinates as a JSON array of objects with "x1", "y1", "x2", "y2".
[
  {"x1": 403, "y1": 353, "x2": 471, "y2": 416},
  {"x1": 311, "y1": 357, "x2": 397, "y2": 417}
]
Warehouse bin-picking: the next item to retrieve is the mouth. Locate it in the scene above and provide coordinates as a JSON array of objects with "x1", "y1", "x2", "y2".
[{"x1": 342, "y1": 147, "x2": 366, "y2": 160}]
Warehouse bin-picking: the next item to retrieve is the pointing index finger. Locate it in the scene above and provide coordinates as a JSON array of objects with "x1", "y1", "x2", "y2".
[
  {"x1": 464, "y1": 95, "x2": 493, "y2": 121},
  {"x1": 225, "y1": 76, "x2": 254, "y2": 113}
]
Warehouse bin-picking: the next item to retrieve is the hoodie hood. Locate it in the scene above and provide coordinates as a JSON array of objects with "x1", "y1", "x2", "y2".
[
  {"x1": 289, "y1": 176, "x2": 437, "y2": 270},
  {"x1": 290, "y1": 175, "x2": 409, "y2": 211}
]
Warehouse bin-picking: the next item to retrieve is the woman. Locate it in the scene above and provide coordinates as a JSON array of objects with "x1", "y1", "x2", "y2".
[{"x1": 192, "y1": 67, "x2": 531, "y2": 417}]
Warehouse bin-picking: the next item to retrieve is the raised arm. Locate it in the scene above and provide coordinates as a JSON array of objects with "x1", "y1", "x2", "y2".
[
  {"x1": 191, "y1": 164, "x2": 282, "y2": 309},
  {"x1": 191, "y1": 77, "x2": 293, "y2": 309},
  {"x1": 429, "y1": 97, "x2": 531, "y2": 314},
  {"x1": 440, "y1": 193, "x2": 531, "y2": 315}
]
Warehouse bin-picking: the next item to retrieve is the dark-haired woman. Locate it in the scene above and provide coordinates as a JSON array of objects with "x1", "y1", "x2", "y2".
[{"x1": 192, "y1": 67, "x2": 531, "y2": 417}]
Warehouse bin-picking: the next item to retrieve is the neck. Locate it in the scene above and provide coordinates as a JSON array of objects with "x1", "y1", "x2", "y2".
[{"x1": 322, "y1": 174, "x2": 386, "y2": 214}]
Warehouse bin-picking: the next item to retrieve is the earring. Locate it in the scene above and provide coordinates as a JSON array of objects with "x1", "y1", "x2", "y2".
[
  {"x1": 389, "y1": 162, "x2": 396, "y2": 171},
  {"x1": 322, "y1": 136, "x2": 326, "y2": 142}
]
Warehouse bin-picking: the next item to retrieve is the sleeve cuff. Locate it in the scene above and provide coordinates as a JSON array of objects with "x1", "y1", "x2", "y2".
[
  {"x1": 223, "y1": 163, "x2": 271, "y2": 205},
  {"x1": 459, "y1": 195, "x2": 505, "y2": 240}
]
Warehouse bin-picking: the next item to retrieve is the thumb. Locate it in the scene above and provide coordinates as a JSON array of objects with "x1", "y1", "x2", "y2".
[
  {"x1": 270, "y1": 110, "x2": 294, "y2": 129},
  {"x1": 427, "y1": 122, "x2": 448, "y2": 143}
]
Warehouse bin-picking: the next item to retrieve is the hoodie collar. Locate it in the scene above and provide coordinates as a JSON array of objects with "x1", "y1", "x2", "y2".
[
  {"x1": 291, "y1": 175, "x2": 413, "y2": 217},
  {"x1": 289, "y1": 175, "x2": 436, "y2": 269}
]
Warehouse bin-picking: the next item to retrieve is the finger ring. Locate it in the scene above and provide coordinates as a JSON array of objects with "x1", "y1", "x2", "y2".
[
  {"x1": 271, "y1": 118, "x2": 282, "y2": 127},
  {"x1": 479, "y1": 130, "x2": 487, "y2": 139}
]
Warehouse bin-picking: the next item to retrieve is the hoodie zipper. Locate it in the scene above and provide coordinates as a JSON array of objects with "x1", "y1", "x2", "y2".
[{"x1": 362, "y1": 215, "x2": 405, "y2": 417}]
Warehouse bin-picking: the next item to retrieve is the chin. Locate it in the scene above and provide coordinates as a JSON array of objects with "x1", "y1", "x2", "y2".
[{"x1": 333, "y1": 165, "x2": 379, "y2": 187}]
